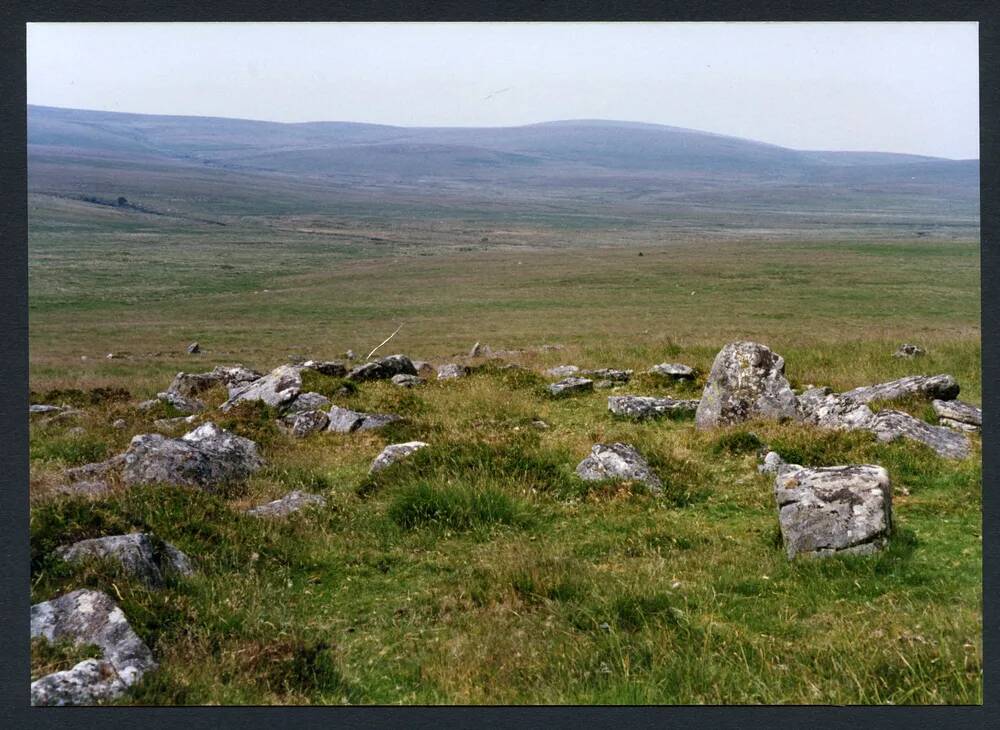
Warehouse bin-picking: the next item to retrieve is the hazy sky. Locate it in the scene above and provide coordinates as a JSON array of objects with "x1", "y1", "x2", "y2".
[{"x1": 27, "y1": 22, "x2": 979, "y2": 158}]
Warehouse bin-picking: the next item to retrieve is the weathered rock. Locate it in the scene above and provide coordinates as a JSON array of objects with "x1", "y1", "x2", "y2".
[
  {"x1": 111, "y1": 419, "x2": 127, "y2": 430},
  {"x1": 302, "y1": 360, "x2": 347, "y2": 377},
  {"x1": 868, "y1": 410, "x2": 971, "y2": 459},
  {"x1": 549, "y1": 377, "x2": 594, "y2": 396},
  {"x1": 758, "y1": 451, "x2": 787, "y2": 475},
  {"x1": 531, "y1": 419, "x2": 550, "y2": 430},
  {"x1": 64, "y1": 455, "x2": 125, "y2": 483},
  {"x1": 594, "y1": 380, "x2": 616, "y2": 389},
  {"x1": 346, "y1": 354, "x2": 417, "y2": 382},
  {"x1": 53, "y1": 481, "x2": 114, "y2": 498},
  {"x1": 545, "y1": 365, "x2": 579, "y2": 378},
  {"x1": 168, "y1": 371, "x2": 222, "y2": 398},
  {"x1": 282, "y1": 410, "x2": 330, "y2": 437},
  {"x1": 437, "y1": 363, "x2": 469, "y2": 380},
  {"x1": 186, "y1": 342, "x2": 200, "y2": 354},
  {"x1": 247, "y1": 490, "x2": 327, "y2": 517},
  {"x1": 774, "y1": 464, "x2": 892, "y2": 559},
  {"x1": 221, "y1": 364, "x2": 302, "y2": 411},
  {"x1": 391, "y1": 373, "x2": 424, "y2": 388},
  {"x1": 356, "y1": 413, "x2": 402, "y2": 431},
  {"x1": 56, "y1": 533, "x2": 193, "y2": 588},
  {"x1": 582, "y1": 368, "x2": 633, "y2": 383},
  {"x1": 283, "y1": 391, "x2": 332, "y2": 414},
  {"x1": 893, "y1": 343, "x2": 925, "y2": 358},
  {"x1": 932, "y1": 399, "x2": 981, "y2": 431},
  {"x1": 30, "y1": 590, "x2": 156, "y2": 706},
  {"x1": 326, "y1": 406, "x2": 368, "y2": 433},
  {"x1": 211, "y1": 365, "x2": 263, "y2": 387},
  {"x1": 121, "y1": 422, "x2": 263, "y2": 489},
  {"x1": 370, "y1": 441, "x2": 428, "y2": 474},
  {"x1": 30, "y1": 404, "x2": 66, "y2": 415},
  {"x1": 153, "y1": 415, "x2": 198, "y2": 431},
  {"x1": 841, "y1": 374, "x2": 959, "y2": 404},
  {"x1": 412, "y1": 360, "x2": 437, "y2": 377},
  {"x1": 156, "y1": 390, "x2": 206, "y2": 415},
  {"x1": 649, "y1": 363, "x2": 695, "y2": 380},
  {"x1": 608, "y1": 395, "x2": 699, "y2": 420},
  {"x1": 575, "y1": 443, "x2": 662, "y2": 492},
  {"x1": 798, "y1": 390, "x2": 876, "y2": 431},
  {"x1": 695, "y1": 341, "x2": 800, "y2": 430}
]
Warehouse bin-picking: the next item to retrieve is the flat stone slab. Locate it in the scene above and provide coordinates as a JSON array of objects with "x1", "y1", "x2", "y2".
[
  {"x1": 326, "y1": 406, "x2": 400, "y2": 433},
  {"x1": 549, "y1": 377, "x2": 594, "y2": 396},
  {"x1": 247, "y1": 490, "x2": 327, "y2": 517},
  {"x1": 56, "y1": 533, "x2": 193, "y2": 588},
  {"x1": 932, "y1": 399, "x2": 981, "y2": 430},
  {"x1": 370, "y1": 441, "x2": 428, "y2": 474},
  {"x1": 841, "y1": 374, "x2": 959, "y2": 404},
  {"x1": 649, "y1": 363, "x2": 695, "y2": 379},
  {"x1": 774, "y1": 464, "x2": 893, "y2": 559},
  {"x1": 581, "y1": 368, "x2": 632, "y2": 382},
  {"x1": 608, "y1": 395, "x2": 699, "y2": 420},
  {"x1": 221, "y1": 364, "x2": 302, "y2": 411},
  {"x1": 30, "y1": 404, "x2": 67, "y2": 415},
  {"x1": 869, "y1": 409, "x2": 971, "y2": 459},
  {"x1": 31, "y1": 590, "x2": 156, "y2": 706},
  {"x1": 575, "y1": 443, "x2": 662, "y2": 492}
]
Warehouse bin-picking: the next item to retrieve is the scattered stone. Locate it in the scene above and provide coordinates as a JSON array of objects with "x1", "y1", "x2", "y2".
[
  {"x1": 531, "y1": 419, "x2": 550, "y2": 430},
  {"x1": 246, "y1": 490, "x2": 327, "y2": 517},
  {"x1": 30, "y1": 590, "x2": 156, "y2": 706},
  {"x1": 575, "y1": 443, "x2": 662, "y2": 492},
  {"x1": 121, "y1": 422, "x2": 263, "y2": 489},
  {"x1": 283, "y1": 391, "x2": 332, "y2": 414},
  {"x1": 302, "y1": 360, "x2": 347, "y2": 377},
  {"x1": 582, "y1": 368, "x2": 633, "y2": 382},
  {"x1": 391, "y1": 373, "x2": 424, "y2": 388},
  {"x1": 53, "y1": 481, "x2": 114, "y2": 498},
  {"x1": 799, "y1": 390, "x2": 876, "y2": 431},
  {"x1": 211, "y1": 365, "x2": 263, "y2": 389},
  {"x1": 649, "y1": 363, "x2": 696, "y2": 380},
  {"x1": 56, "y1": 533, "x2": 193, "y2": 588},
  {"x1": 346, "y1": 354, "x2": 418, "y2": 382},
  {"x1": 868, "y1": 410, "x2": 971, "y2": 459},
  {"x1": 281, "y1": 410, "x2": 330, "y2": 437},
  {"x1": 221, "y1": 364, "x2": 302, "y2": 411},
  {"x1": 549, "y1": 377, "x2": 594, "y2": 396},
  {"x1": 841, "y1": 374, "x2": 959, "y2": 404},
  {"x1": 893, "y1": 343, "x2": 925, "y2": 358},
  {"x1": 105, "y1": 353, "x2": 125, "y2": 360},
  {"x1": 153, "y1": 415, "x2": 198, "y2": 431},
  {"x1": 168, "y1": 372, "x2": 222, "y2": 398},
  {"x1": 411, "y1": 360, "x2": 437, "y2": 377},
  {"x1": 773, "y1": 464, "x2": 893, "y2": 559},
  {"x1": 608, "y1": 395, "x2": 699, "y2": 420},
  {"x1": 594, "y1": 380, "x2": 616, "y2": 389},
  {"x1": 356, "y1": 413, "x2": 402, "y2": 430},
  {"x1": 370, "y1": 441, "x2": 428, "y2": 474},
  {"x1": 932, "y1": 399, "x2": 981, "y2": 432},
  {"x1": 545, "y1": 365, "x2": 579, "y2": 378},
  {"x1": 327, "y1": 406, "x2": 367, "y2": 433},
  {"x1": 136, "y1": 399, "x2": 160, "y2": 412},
  {"x1": 186, "y1": 342, "x2": 200, "y2": 354},
  {"x1": 437, "y1": 363, "x2": 469, "y2": 380},
  {"x1": 111, "y1": 419, "x2": 127, "y2": 430},
  {"x1": 758, "y1": 451, "x2": 787, "y2": 475},
  {"x1": 30, "y1": 404, "x2": 66, "y2": 415},
  {"x1": 64, "y1": 455, "x2": 125, "y2": 483},
  {"x1": 695, "y1": 341, "x2": 800, "y2": 430},
  {"x1": 155, "y1": 390, "x2": 206, "y2": 415}
]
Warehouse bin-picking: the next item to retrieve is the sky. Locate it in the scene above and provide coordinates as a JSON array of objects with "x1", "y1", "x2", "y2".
[{"x1": 26, "y1": 22, "x2": 979, "y2": 159}]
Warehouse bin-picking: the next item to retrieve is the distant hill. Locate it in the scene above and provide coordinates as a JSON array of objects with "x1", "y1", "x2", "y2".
[{"x1": 27, "y1": 105, "x2": 979, "y2": 232}]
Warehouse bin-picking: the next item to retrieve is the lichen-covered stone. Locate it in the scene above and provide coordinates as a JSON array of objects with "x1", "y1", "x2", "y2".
[
  {"x1": 155, "y1": 390, "x2": 206, "y2": 415},
  {"x1": 545, "y1": 365, "x2": 579, "y2": 378},
  {"x1": 302, "y1": 360, "x2": 347, "y2": 377},
  {"x1": 437, "y1": 363, "x2": 469, "y2": 380},
  {"x1": 56, "y1": 533, "x2": 193, "y2": 588},
  {"x1": 695, "y1": 341, "x2": 800, "y2": 429},
  {"x1": 346, "y1": 354, "x2": 417, "y2": 382},
  {"x1": 893, "y1": 343, "x2": 926, "y2": 358},
  {"x1": 283, "y1": 391, "x2": 332, "y2": 414},
  {"x1": 221, "y1": 364, "x2": 302, "y2": 411},
  {"x1": 581, "y1": 368, "x2": 632, "y2": 382},
  {"x1": 649, "y1": 363, "x2": 695, "y2": 379},
  {"x1": 281, "y1": 410, "x2": 330, "y2": 437},
  {"x1": 608, "y1": 395, "x2": 698, "y2": 420},
  {"x1": 370, "y1": 441, "x2": 428, "y2": 474},
  {"x1": 841, "y1": 374, "x2": 959, "y2": 404},
  {"x1": 391, "y1": 373, "x2": 424, "y2": 388},
  {"x1": 869, "y1": 409, "x2": 971, "y2": 459},
  {"x1": 549, "y1": 377, "x2": 593, "y2": 396},
  {"x1": 932, "y1": 399, "x2": 981, "y2": 431},
  {"x1": 247, "y1": 490, "x2": 326, "y2": 517},
  {"x1": 575, "y1": 443, "x2": 662, "y2": 492}
]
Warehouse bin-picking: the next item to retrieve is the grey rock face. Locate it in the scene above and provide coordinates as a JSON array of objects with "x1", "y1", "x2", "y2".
[
  {"x1": 575, "y1": 443, "x2": 662, "y2": 492},
  {"x1": 356, "y1": 413, "x2": 402, "y2": 431},
  {"x1": 156, "y1": 390, "x2": 206, "y2": 415},
  {"x1": 774, "y1": 464, "x2": 892, "y2": 559},
  {"x1": 212, "y1": 365, "x2": 263, "y2": 388},
  {"x1": 370, "y1": 441, "x2": 428, "y2": 474},
  {"x1": 608, "y1": 395, "x2": 699, "y2": 420},
  {"x1": 346, "y1": 354, "x2": 417, "y2": 382},
  {"x1": 247, "y1": 490, "x2": 327, "y2": 517},
  {"x1": 391, "y1": 373, "x2": 424, "y2": 388},
  {"x1": 168, "y1": 372, "x2": 222, "y2": 398},
  {"x1": 582, "y1": 368, "x2": 633, "y2": 383},
  {"x1": 758, "y1": 451, "x2": 786, "y2": 475},
  {"x1": 932, "y1": 399, "x2": 981, "y2": 431},
  {"x1": 649, "y1": 363, "x2": 695, "y2": 379},
  {"x1": 869, "y1": 410, "x2": 971, "y2": 459},
  {"x1": 411, "y1": 360, "x2": 437, "y2": 377},
  {"x1": 549, "y1": 377, "x2": 594, "y2": 396},
  {"x1": 545, "y1": 365, "x2": 579, "y2": 378},
  {"x1": 221, "y1": 364, "x2": 302, "y2": 411},
  {"x1": 121, "y1": 422, "x2": 263, "y2": 489},
  {"x1": 893, "y1": 343, "x2": 925, "y2": 358},
  {"x1": 326, "y1": 406, "x2": 368, "y2": 433},
  {"x1": 695, "y1": 342, "x2": 800, "y2": 430},
  {"x1": 186, "y1": 342, "x2": 200, "y2": 354},
  {"x1": 64, "y1": 455, "x2": 125, "y2": 483},
  {"x1": 437, "y1": 363, "x2": 470, "y2": 380},
  {"x1": 56, "y1": 533, "x2": 193, "y2": 588},
  {"x1": 841, "y1": 374, "x2": 959, "y2": 404},
  {"x1": 302, "y1": 360, "x2": 347, "y2": 377},
  {"x1": 282, "y1": 410, "x2": 330, "y2": 437},
  {"x1": 30, "y1": 590, "x2": 156, "y2": 706},
  {"x1": 799, "y1": 391, "x2": 876, "y2": 431},
  {"x1": 284, "y1": 391, "x2": 332, "y2": 414},
  {"x1": 153, "y1": 415, "x2": 198, "y2": 431}
]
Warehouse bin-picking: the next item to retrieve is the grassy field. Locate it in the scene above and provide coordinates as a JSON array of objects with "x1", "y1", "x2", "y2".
[{"x1": 28, "y1": 199, "x2": 981, "y2": 704}]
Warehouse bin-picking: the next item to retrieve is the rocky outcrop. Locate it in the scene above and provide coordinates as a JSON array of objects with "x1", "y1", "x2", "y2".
[
  {"x1": 608, "y1": 395, "x2": 699, "y2": 420},
  {"x1": 56, "y1": 533, "x2": 193, "y2": 588},
  {"x1": 932, "y1": 399, "x2": 981, "y2": 432},
  {"x1": 221, "y1": 364, "x2": 302, "y2": 411},
  {"x1": 437, "y1": 363, "x2": 469, "y2": 380},
  {"x1": 246, "y1": 490, "x2": 327, "y2": 517},
  {"x1": 31, "y1": 590, "x2": 156, "y2": 706},
  {"x1": 370, "y1": 441, "x2": 428, "y2": 474},
  {"x1": 575, "y1": 443, "x2": 662, "y2": 493},
  {"x1": 346, "y1": 355, "x2": 417, "y2": 382},
  {"x1": 121, "y1": 422, "x2": 263, "y2": 489},
  {"x1": 649, "y1": 363, "x2": 695, "y2": 380},
  {"x1": 869, "y1": 410, "x2": 971, "y2": 459},
  {"x1": 773, "y1": 464, "x2": 892, "y2": 559},
  {"x1": 695, "y1": 342, "x2": 800, "y2": 429},
  {"x1": 841, "y1": 374, "x2": 959, "y2": 404},
  {"x1": 549, "y1": 377, "x2": 593, "y2": 396}
]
